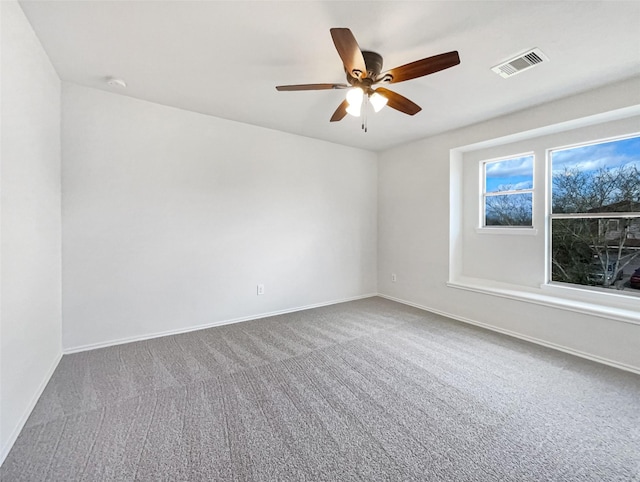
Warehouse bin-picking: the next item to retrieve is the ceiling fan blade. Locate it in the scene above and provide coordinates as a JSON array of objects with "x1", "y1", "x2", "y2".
[
  {"x1": 374, "y1": 87, "x2": 422, "y2": 115},
  {"x1": 330, "y1": 28, "x2": 367, "y2": 79},
  {"x1": 330, "y1": 99, "x2": 349, "y2": 122},
  {"x1": 379, "y1": 51, "x2": 460, "y2": 84},
  {"x1": 276, "y1": 83, "x2": 349, "y2": 91}
]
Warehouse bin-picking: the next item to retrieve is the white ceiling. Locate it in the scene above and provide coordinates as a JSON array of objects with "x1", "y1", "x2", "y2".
[{"x1": 18, "y1": 1, "x2": 640, "y2": 152}]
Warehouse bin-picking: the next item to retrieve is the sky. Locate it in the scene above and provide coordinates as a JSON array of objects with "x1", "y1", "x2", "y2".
[
  {"x1": 551, "y1": 135, "x2": 640, "y2": 174},
  {"x1": 485, "y1": 155, "x2": 533, "y2": 192},
  {"x1": 485, "y1": 135, "x2": 640, "y2": 193}
]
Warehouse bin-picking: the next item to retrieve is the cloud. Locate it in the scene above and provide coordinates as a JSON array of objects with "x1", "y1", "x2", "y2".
[
  {"x1": 551, "y1": 136, "x2": 640, "y2": 174},
  {"x1": 513, "y1": 180, "x2": 534, "y2": 190},
  {"x1": 491, "y1": 180, "x2": 534, "y2": 192},
  {"x1": 485, "y1": 155, "x2": 534, "y2": 177}
]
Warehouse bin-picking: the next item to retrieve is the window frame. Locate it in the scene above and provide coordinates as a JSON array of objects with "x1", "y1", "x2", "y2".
[
  {"x1": 479, "y1": 152, "x2": 535, "y2": 230},
  {"x1": 546, "y1": 133, "x2": 640, "y2": 294}
]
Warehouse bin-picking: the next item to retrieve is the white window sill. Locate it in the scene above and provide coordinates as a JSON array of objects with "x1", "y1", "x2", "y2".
[
  {"x1": 475, "y1": 227, "x2": 538, "y2": 236},
  {"x1": 447, "y1": 277, "x2": 640, "y2": 326}
]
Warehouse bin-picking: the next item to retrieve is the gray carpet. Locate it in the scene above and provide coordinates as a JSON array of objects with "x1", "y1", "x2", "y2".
[{"x1": 2, "y1": 297, "x2": 639, "y2": 481}]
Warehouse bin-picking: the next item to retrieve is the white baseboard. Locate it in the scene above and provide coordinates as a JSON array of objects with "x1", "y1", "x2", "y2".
[
  {"x1": 377, "y1": 293, "x2": 640, "y2": 375},
  {"x1": 64, "y1": 293, "x2": 378, "y2": 354},
  {"x1": 0, "y1": 350, "x2": 62, "y2": 466}
]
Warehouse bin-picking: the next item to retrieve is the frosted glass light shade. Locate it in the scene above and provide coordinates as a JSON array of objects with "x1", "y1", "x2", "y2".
[
  {"x1": 346, "y1": 87, "x2": 364, "y2": 106},
  {"x1": 346, "y1": 87, "x2": 364, "y2": 116},
  {"x1": 370, "y1": 92, "x2": 388, "y2": 112},
  {"x1": 346, "y1": 103, "x2": 361, "y2": 117}
]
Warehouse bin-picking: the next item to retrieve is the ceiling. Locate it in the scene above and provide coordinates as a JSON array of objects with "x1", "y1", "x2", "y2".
[{"x1": 18, "y1": 1, "x2": 640, "y2": 152}]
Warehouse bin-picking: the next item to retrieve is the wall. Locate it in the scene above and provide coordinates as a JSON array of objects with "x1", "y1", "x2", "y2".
[
  {"x1": 0, "y1": 1, "x2": 62, "y2": 462},
  {"x1": 378, "y1": 76, "x2": 640, "y2": 372},
  {"x1": 62, "y1": 84, "x2": 377, "y2": 350}
]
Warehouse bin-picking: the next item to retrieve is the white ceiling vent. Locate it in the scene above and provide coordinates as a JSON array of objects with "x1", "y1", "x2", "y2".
[{"x1": 491, "y1": 48, "x2": 549, "y2": 78}]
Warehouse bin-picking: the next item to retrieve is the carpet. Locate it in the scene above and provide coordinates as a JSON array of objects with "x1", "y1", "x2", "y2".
[{"x1": 2, "y1": 297, "x2": 639, "y2": 481}]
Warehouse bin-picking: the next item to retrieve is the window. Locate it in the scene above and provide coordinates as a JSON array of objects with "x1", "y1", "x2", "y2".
[
  {"x1": 482, "y1": 154, "x2": 534, "y2": 227},
  {"x1": 452, "y1": 110, "x2": 640, "y2": 322},
  {"x1": 549, "y1": 135, "x2": 640, "y2": 295}
]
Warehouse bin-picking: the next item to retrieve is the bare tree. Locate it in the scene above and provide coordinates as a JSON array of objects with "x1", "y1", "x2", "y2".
[
  {"x1": 485, "y1": 192, "x2": 531, "y2": 226},
  {"x1": 551, "y1": 164, "x2": 640, "y2": 287}
]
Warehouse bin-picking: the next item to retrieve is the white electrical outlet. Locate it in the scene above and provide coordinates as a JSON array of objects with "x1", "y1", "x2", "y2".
[
  {"x1": 391, "y1": 273, "x2": 397, "y2": 282},
  {"x1": 257, "y1": 284, "x2": 265, "y2": 295}
]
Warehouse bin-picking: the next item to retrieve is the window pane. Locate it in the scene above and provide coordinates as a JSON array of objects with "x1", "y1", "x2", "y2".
[
  {"x1": 551, "y1": 136, "x2": 640, "y2": 213},
  {"x1": 551, "y1": 217, "x2": 640, "y2": 294},
  {"x1": 485, "y1": 155, "x2": 534, "y2": 193},
  {"x1": 485, "y1": 193, "x2": 532, "y2": 226}
]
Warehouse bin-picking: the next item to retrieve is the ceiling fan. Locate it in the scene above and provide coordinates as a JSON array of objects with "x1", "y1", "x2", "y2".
[{"x1": 276, "y1": 28, "x2": 460, "y2": 126}]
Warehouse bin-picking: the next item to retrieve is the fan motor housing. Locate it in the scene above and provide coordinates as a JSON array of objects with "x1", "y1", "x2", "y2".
[
  {"x1": 347, "y1": 51, "x2": 383, "y2": 86},
  {"x1": 363, "y1": 51, "x2": 383, "y2": 77}
]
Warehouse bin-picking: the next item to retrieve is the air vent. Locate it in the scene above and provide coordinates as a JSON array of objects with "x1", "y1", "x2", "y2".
[{"x1": 491, "y1": 48, "x2": 549, "y2": 78}]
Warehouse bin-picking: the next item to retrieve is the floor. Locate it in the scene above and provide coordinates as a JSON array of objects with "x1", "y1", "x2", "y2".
[{"x1": 2, "y1": 297, "x2": 639, "y2": 481}]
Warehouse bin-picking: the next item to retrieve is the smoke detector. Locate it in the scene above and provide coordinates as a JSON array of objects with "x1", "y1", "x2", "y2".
[
  {"x1": 491, "y1": 48, "x2": 549, "y2": 78},
  {"x1": 106, "y1": 77, "x2": 127, "y2": 88}
]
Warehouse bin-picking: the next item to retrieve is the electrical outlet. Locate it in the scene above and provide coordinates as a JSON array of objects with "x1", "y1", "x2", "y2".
[
  {"x1": 391, "y1": 273, "x2": 397, "y2": 282},
  {"x1": 257, "y1": 284, "x2": 265, "y2": 295}
]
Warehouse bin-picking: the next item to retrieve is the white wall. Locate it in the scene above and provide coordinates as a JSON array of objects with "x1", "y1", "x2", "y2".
[
  {"x1": 0, "y1": 1, "x2": 62, "y2": 462},
  {"x1": 378, "y1": 76, "x2": 640, "y2": 372},
  {"x1": 62, "y1": 84, "x2": 377, "y2": 350}
]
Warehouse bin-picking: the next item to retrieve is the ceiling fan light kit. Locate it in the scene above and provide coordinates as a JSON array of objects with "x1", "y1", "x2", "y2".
[
  {"x1": 344, "y1": 87, "x2": 388, "y2": 118},
  {"x1": 345, "y1": 87, "x2": 364, "y2": 117},
  {"x1": 275, "y1": 28, "x2": 461, "y2": 130},
  {"x1": 369, "y1": 92, "x2": 388, "y2": 112},
  {"x1": 346, "y1": 87, "x2": 363, "y2": 106}
]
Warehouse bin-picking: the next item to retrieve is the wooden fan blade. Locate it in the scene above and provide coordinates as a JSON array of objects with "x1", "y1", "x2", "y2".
[
  {"x1": 330, "y1": 99, "x2": 349, "y2": 122},
  {"x1": 374, "y1": 87, "x2": 421, "y2": 115},
  {"x1": 379, "y1": 51, "x2": 460, "y2": 84},
  {"x1": 330, "y1": 28, "x2": 367, "y2": 79},
  {"x1": 276, "y1": 83, "x2": 349, "y2": 91}
]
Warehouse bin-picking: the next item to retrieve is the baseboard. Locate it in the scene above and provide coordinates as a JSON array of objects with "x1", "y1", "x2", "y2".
[
  {"x1": 64, "y1": 293, "x2": 378, "y2": 354},
  {"x1": 0, "y1": 350, "x2": 63, "y2": 466},
  {"x1": 377, "y1": 293, "x2": 640, "y2": 375}
]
